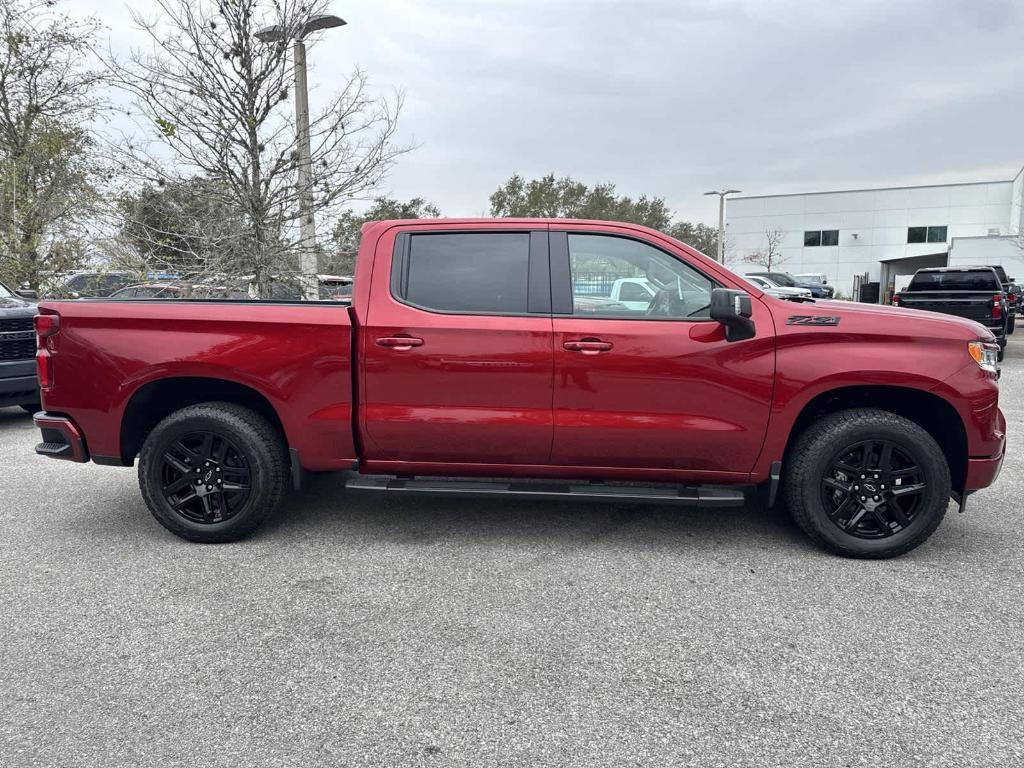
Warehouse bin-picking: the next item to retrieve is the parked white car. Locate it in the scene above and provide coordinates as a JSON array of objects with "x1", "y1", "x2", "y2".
[{"x1": 745, "y1": 274, "x2": 813, "y2": 299}]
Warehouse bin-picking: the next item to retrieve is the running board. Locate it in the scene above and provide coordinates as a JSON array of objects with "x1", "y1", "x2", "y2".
[{"x1": 344, "y1": 476, "x2": 747, "y2": 507}]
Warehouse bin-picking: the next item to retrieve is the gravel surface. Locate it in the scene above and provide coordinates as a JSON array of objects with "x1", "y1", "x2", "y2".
[{"x1": 1, "y1": 338, "x2": 1022, "y2": 767}]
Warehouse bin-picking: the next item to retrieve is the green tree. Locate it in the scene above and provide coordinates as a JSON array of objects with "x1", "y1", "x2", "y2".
[
  {"x1": 489, "y1": 173, "x2": 720, "y2": 259},
  {"x1": 0, "y1": 1, "x2": 105, "y2": 289},
  {"x1": 489, "y1": 174, "x2": 673, "y2": 229},
  {"x1": 663, "y1": 221, "x2": 719, "y2": 258},
  {"x1": 328, "y1": 196, "x2": 440, "y2": 274},
  {"x1": 117, "y1": 177, "x2": 249, "y2": 279}
]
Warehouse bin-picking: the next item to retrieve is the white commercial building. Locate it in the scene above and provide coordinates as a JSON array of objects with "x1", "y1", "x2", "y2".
[{"x1": 726, "y1": 165, "x2": 1024, "y2": 301}]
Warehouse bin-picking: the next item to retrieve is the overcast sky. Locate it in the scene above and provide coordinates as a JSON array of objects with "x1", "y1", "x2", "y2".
[{"x1": 75, "y1": 0, "x2": 1024, "y2": 224}]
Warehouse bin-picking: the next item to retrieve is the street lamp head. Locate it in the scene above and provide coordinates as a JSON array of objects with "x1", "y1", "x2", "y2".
[
  {"x1": 255, "y1": 14, "x2": 346, "y2": 43},
  {"x1": 704, "y1": 189, "x2": 742, "y2": 197}
]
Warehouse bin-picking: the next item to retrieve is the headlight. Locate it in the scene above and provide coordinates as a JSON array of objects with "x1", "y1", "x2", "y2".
[{"x1": 968, "y1": 340, "x2": 999, "y2": 374}]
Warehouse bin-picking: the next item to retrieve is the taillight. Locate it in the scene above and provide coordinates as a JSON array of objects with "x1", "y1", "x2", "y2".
[
  {"x1": 992, "y1": 295, "x2": 1002, "y2": 320},
  {"x1": 892, "y1": 294, "x2": 901, "y2": 306},
  {"x1": 34, "y1": 314, "x2": 60, "y2": 346},
  {"x1": 34, "y1": 313, "x2": 59, "y2": 391}
]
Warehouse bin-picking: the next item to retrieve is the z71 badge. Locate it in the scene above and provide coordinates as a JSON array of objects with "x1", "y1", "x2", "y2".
[{"x1": 786, "y1": 315, "x2": 840, "y2": 326}]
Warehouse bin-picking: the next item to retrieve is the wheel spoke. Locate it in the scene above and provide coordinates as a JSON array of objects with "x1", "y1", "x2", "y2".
[
  {"x1": 163, "y1": 452, "x2": 190, "y2": 475},
  {"x1": 878, "y1": 443, "x2": 894, "y2": 473},
  {"x1": 172, "y1": 491, "x2": 198, "y2": 510},
  {"x1": 886, "y1": 497, "x2": 911, "y2": 527},
  {"x1": 870, "y1": 508, "x2": 894, "y2": 533},
  {"x1": 827, "y1": 495, "x2": 856, "y2": 522},
  {"x1": 891, "y1": 483, "x2": 926, "y2": 498},
  {"x1": 200, "y1": 495, "x2": 215, "y2": 520},
  {"x1": 222, "y1": 481, "x2": 249, "y2": 492},
  {"x1": 163, "y1": 475, "x2": 194, "y2": 495},
  {"x1": 198, "y1": 432, "x2": 214, "y2": 462},
  {"x1": 843, "y1": 506, "x2": 868, "y2": 531},
  {"x1": 823, "y1": 477, "x2": 852, "y2": 494}
]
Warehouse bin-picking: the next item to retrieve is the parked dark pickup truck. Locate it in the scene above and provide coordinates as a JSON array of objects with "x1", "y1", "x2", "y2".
[
  {"x1": 989, "y1": 265, "x2": 1017, "y2": 334},
  {"x1": 0, "y1": 279, "x2": 40, "y2": 412},
  {"x1": 893, "y1": 267, "x2": 1008, "y2": 360},
  {"x1": 30, "y1": 219, "x2": 1005, "y2": 558}
]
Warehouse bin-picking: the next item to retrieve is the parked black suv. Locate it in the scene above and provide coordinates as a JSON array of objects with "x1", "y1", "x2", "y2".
[{"x1": 0, "y1": 279, "x2": 39, "y2": 412}]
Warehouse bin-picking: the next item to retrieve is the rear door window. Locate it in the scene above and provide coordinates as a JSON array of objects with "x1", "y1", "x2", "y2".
[
  {"x1": 908, "y1": 270, "x2": 1002, "y2": 291},
  {"x1": 398, "y1": 233, "x2": 531, "y2": 314}
]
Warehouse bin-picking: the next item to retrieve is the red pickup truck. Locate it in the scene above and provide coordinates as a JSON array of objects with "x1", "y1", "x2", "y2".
[{"x1": 32, "y1": 219, "x2": 1005, "y2": 558}]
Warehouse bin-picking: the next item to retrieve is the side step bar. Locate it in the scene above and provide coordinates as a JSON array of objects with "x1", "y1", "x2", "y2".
[{"x1": 344, "y1": 476, "x2": 747, "y2": 507}]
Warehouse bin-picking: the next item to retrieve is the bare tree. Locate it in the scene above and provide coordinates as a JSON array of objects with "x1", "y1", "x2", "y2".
[
  {"x1": 105, "y1": 0, "x2": 408, "y2": 297},
  {"x1": 743, "y1": 227, "x2": 788, "y2": 271},
  {"x1": 0, "y1": 0, "x2": 107, "y2": 289}
]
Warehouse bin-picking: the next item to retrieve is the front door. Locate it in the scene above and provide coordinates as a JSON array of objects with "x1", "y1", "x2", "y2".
[
  {"x1": 361, "y1": 226, "x2": 555, "y2": 465},
  {"x1": 550, "y1": 228, "x2": 775, "y2": 475}
]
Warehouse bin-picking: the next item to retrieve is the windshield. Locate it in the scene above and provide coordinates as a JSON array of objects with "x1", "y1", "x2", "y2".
[
  {"x1": 794, "y1": 274, "x2": 823, "y2": 285},
  {"x1": 0, "y1": 280, "x2": 13, "y2": 298},
  {"x1": 908, "y1": 270, "x2": 1001, "y2": 292},
  {"x1": 768, "y1": 273, "x2": 796, "y2": 287}
]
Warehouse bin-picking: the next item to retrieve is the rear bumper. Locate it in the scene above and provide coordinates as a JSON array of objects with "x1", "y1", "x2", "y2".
[{"x1": 33, "y1": 412, "x2": 89, "y2": 463}]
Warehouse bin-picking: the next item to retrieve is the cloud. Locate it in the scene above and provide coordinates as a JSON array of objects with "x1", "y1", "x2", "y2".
[{"x1": 72, "y1": 0, "x2": 1024, "y2": 223}]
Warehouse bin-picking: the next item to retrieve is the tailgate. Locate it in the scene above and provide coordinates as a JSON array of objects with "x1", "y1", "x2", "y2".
[{"x1": 899, "y1": 292, "x2": 995, "y2": 322}]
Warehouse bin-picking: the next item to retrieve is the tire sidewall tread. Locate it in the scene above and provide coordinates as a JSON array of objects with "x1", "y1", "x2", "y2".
[
  {"x1": 138, "y1": 402, "x2": 288, "y2": 543},
  {"x1": 783, "y1": 407, "x2": 951, "y2": 559}
]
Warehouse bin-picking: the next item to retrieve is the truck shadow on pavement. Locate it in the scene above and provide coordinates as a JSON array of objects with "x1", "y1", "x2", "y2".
[{"x1": 250, "y1": 471, "x2": 819, "y2": 556}]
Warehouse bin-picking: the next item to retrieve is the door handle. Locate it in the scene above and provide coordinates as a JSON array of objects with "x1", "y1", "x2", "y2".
[
  {"x1": 376, "y1": 336, "x2": 424, "y2": 350},
  {"x1": 563, "y1": 339, "x2": 613, "y2": 354}
]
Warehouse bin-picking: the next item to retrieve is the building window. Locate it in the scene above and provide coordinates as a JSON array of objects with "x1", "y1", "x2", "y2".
[
  {"x1": 908, "y1": 226, "x2": 947, "y2": 244},
  {"x1": 804, "y1": 229, "x2": 838, "y2": 247}
]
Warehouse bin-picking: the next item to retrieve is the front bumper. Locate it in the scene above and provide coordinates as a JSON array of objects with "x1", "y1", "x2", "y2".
[
  {"x1": 964, "y1": 448, "x2": 1005, "y2": 491},
  {"x1": 33, "y1": 412, "x2": 89, "y2": 463},
  {"x1": 0, "y1": 359, "x2": 39, "y2": 407}
]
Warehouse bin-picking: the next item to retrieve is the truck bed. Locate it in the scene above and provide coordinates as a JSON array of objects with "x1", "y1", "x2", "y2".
[{"x1": 36, "y1": 300, "x2": 357, "y2": 471}]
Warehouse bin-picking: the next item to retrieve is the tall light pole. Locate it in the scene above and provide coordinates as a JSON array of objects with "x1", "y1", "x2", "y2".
[
  {"x1": 256, "y1": 14, "x2": 346, "y2": 300},
  {"x1": 704, "y1": 189, "x2": 741, "y2": 263}
]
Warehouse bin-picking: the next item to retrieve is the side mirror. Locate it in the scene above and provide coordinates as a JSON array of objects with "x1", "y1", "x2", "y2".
[
  {"x1": 16, "y1": 289, "x2": 38, "y2": 300},
  {"x1": 710, "y1": 288, "x2": 756, "y2": 342}
]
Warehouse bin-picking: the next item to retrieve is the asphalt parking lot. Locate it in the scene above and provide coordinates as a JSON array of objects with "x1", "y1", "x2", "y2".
[{"x1": 1, "y1": 341, "x2": 1022, "y2": 768}]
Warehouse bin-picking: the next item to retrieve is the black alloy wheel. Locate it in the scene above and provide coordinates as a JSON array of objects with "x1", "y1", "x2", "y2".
[
  {"x1": 783, "y1": 408, "x2": 951, "y2": 558},
  {"x1": 820, "y1": 439, "x2": 925, "y2": 539},
  {"x1": 138, "y1": 402, "x2": 287, "y2": 543},
  {"x1": 160, "y1": 431, "x2": 252, "y2": 525}
]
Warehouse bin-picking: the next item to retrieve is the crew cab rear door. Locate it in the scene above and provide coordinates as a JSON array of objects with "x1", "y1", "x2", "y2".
[
  {"x1": 548, "y1": 226, "x2": 775, "y2": 476},
  {"x1": 360, "y1": 224, "x2": 554, "y2": 465}
]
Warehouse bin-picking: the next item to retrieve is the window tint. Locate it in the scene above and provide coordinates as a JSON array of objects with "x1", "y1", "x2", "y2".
[
  {"x1": 404, "y1": 233, "x2": 530, "y2": 313},
  {"x1": 908, "y1": 226, "x2": 946, "y2": 244},
  {"x1": 804, "y1": 229, "x2": 838, "y2": 246},
  {"x1": 567, "y1": 234, "x2": 714, "y2": 320},
  {"x1": 908, "y1": 270, "x2": 1001, "y2": 292}
]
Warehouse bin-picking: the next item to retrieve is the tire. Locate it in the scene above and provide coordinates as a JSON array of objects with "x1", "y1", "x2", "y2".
[
  {"x1": 998, "y1": 348, "x2": 1005, "y2": 362},
  {"x1": 19, "y1": 402, "x2": 41, "y2": 414},
  {"x1": 138, "y1": 402, "x2": 288, "y2": 543},
  {"x1": 783, "y1": 408, "x2": 951, "y2": 559},
  {"x1": 1008, "y1": 314, "x2": 1016, "y2": 334}
]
